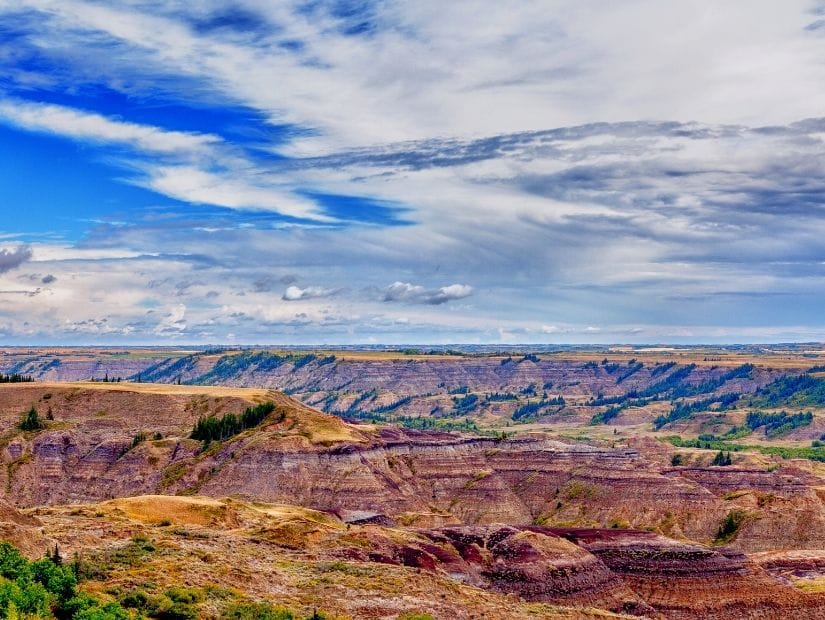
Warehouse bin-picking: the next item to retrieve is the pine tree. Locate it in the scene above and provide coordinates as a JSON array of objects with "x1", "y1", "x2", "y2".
[
  {"x1": 712, "y1": 450, "x2": 733, "y2": 466},
  {"x1": 19, "y1": 407, "x2": 43, "y2": 431}
]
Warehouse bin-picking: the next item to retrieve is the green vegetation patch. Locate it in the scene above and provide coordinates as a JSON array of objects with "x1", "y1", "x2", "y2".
[
  {"x1": 652, "y1": 393, "x2": 739, "y2": 430},
  {"x1": 661, "y1": 435, "x2": 825, "y2": 462},
  {"x1": 745, "y1": 410, "x2": 813, "y2": 438},
  {"x1": 0, "y1": 374, "x2": 34, "y2": 383},
  {"x1": 512, "y1": 396, "x2": 564, "y2": 421},
  {"x1": 0, "y1": 541, "x2": 134, "y2": 619},
  {"x1": 451, "y1": 394, "x2": 479, "y2": 415},
  {"x1": 19, "y1": 406, "x2": 45, "y2": 432},
  {"x1": 750, "y1": 374, "x2": 825, "y2": 408},
  {"x1": 714, "y1": 509, "x2": 749, "y2": 544},
  {"x1": 191, "y1": 402, "x2": 279, "y2": 445}
]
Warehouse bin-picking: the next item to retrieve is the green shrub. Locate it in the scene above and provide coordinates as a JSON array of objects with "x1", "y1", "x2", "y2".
[
  {"x1": 221, "y1": 601, "x2": 297, "y2": 619},
  {"x1": 0, "y1": 541, "x2": 133, "y2": 618},
  {"x1": 714, "y1": 509, "x2": 748, "y2": 544},
  {"x1": 119, "y1": 589, "x2": 149, "y2": 609}
]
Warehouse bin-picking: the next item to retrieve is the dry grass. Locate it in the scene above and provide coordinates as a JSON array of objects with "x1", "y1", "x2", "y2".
[
  {"x1": 2, "y1": 381, "x2": 273, "y2": 400},
  {"x1": 792, "y1": 577, "x2": 825, "y2": 594},
  {"x1": 104, "y1": 495, "x2": 229, "y2": 527},
  {"x1": 267, "y1": 392, "x2": 370, "y2": 444},
  {"x1": 22, "y1": 495, "x2": 632, "y2": 620},
  {"x1": 542, "y1": 350, "x2": 820, "y2": 369}
]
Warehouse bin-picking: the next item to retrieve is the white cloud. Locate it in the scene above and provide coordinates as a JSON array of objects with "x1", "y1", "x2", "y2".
[
  {"x1": 11, "y1": 0, "x2": 823, "y2": 154},
  {"x1": 383, "y1": 281, "x2": 473, "y2": 305},
  {"x1": 282, "y1": 285, "x2": 337, "y2": 301},
  {"x1": 0, "y1": 98, "x2": 219, "y2": 154},
  {"x1": 143, "y1": 166, "x2": 327, "y2": 220}
]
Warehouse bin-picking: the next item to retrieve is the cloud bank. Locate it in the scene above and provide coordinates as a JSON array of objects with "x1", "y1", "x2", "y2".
[{"x1": 0, "y1": 1, "x2": 824, "y2": 343}]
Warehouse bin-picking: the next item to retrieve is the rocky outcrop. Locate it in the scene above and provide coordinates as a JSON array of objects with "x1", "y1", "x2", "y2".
[
  {"x1": 2, "y1": 382, "x2": 825, "y2": 617},
  {"x1": 0, "y1": 384, "x2": 804, "y2": 551},
  {"x1": 334, "y1": 524, "x2": 652, "y2": 615},
  {"x1": 1, "y1": 350, "x2": 786, "y2": 425},
  {"x1": 553, "y1": 528, "x2": 825, "y2": 618},
  {"x1": 670, "y1": 467, "x2": 825, "y2": 551}
]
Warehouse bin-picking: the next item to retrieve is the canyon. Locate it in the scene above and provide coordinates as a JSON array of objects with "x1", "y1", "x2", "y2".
[{"x1": 2, "y1": 347, "x2": 825, "y2": 617}]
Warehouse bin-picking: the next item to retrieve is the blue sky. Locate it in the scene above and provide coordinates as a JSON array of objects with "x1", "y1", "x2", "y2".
[{"x1": 2, "y1": 1, "x2": 825, "y2": 344}]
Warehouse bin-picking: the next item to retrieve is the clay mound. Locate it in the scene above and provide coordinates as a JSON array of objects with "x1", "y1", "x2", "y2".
[
  {"x1": 334, "y1": 524, "x2": 651, "y2": 616},
  {"x1": 0, "y1": 383, "x2": 377, "y2": 507},
  {"x1": 0, "y1": 498, "x2": 48, "y2": 556},
  {"x1": 104, "y1": 494, "x2": 344, "y2": 534},
  {"x1": 34, "y1": 498, "x2": 637, "y2": 620},
  {"x1": 0, "y1": 382, "x2": 369, "y2": 446},
  {"x1": 104, "y1": 495, "x2": 237, "y2": 527},
  {"x1": 555, "y1": 528, "x2": 825, "y2": 618}
]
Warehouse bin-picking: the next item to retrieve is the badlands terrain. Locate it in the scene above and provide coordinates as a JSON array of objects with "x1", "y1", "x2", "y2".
[{"x1": 3, "y1": 346, "x2": 825, "y2": 617}]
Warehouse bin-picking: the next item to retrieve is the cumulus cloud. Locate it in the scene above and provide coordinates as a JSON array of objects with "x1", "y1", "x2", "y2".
[
  {"x1": 282, "y1": 285, "x2": 337, "y2": 301},
  {"x1": 0, "y1": 245, "x2": 32, "y2": 273},
  {"x1": 154, "y1": 304, "x2": 187, "y2": 335},
  {"x1": 383, "y1": 282, "x2": 473, "y2": 305}
]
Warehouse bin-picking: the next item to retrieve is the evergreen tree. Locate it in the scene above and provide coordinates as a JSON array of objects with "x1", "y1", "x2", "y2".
[
  {"x1": 712, "y1": 450, "x2": 733, "y2": 466},
  {"x1": 19, "y1": 407, "x2": 44, "y2": 431}
]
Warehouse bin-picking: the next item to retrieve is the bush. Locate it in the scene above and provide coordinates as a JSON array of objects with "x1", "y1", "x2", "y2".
[
  {"x1": 221, "y1": 601, "x2": 297, "y2": 619},
  {"x1": 714, "y1": 509, "x2": 748, "y2": 544},
  {"x1": 0, "y1": 541, "x2": 133, "y2": 619}
]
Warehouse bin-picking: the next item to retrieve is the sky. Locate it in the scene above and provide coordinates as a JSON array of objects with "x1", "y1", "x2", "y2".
[{"x1": 2, "y1": 1, "x2": 825, "y2": 345}]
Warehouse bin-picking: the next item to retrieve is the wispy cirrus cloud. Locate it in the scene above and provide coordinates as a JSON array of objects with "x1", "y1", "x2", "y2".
[{"x1": 0, "y1": 98, "x2": 221, "y2": 154}]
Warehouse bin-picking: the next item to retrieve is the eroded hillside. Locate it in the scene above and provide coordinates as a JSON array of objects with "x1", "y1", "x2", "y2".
[{"x1": 0, "y1": 381, "x2": 824, "y2": 616}]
